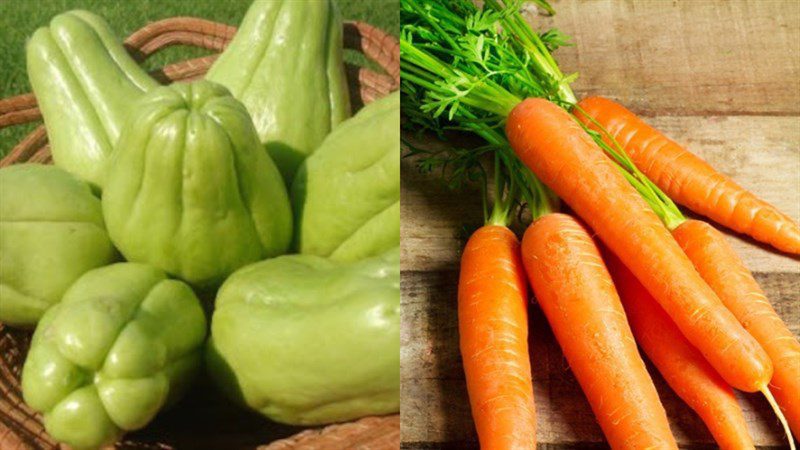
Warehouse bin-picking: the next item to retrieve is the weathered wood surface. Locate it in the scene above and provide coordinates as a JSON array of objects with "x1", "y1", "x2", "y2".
[
  {"x1": 532, "y1": 0, "x2": 800, "y2": 116},
  {"x1": 400, "y1": 0, "x2": 800, "y2": 448}
]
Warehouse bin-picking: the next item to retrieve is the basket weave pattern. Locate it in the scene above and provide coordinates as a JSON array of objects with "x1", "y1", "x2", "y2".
[{"x1": 0, "y1": 16, "x2": 399, "y2": 450}]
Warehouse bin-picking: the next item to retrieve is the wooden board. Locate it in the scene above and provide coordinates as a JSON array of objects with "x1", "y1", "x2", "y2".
[
  {"x1": 399, "y1": 0, "x2": 800, "y2": 448},
  {"x1": 532, "y1": 0, "x2": 800, "y2": 116}
]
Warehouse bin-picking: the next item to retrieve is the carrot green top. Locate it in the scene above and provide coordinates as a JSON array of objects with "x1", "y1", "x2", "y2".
[{"x1": 400, "y1": 0, "x2": 685, "y2": 230}]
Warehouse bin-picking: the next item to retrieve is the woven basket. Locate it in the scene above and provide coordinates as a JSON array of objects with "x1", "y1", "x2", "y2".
[{"x1": 0, "y1": 17, "x2": 400, "y2": 450}]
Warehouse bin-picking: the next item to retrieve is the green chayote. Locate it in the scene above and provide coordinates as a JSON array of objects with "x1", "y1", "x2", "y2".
[
  {"x1": 207, "y1": 248, "x2": 400, "y2": 425},
  {"x1": 102, "y1": 80, "x2": 293, "y2": 287},
  {"x1": 0, "y1": 164, "x2": 116, "y2": 326},
  {"x1": 22, "y1": 263, "x2": 206, "y2": 450},
  {"x1": 292, "y1": 91, "x2": 400, "y2": 262},
  {"x1": 206, "y1": 0, "x2": 350, "y2": 184},
  {"x1": 27, "y1": 10, "x2": 158, "y2": 188}
]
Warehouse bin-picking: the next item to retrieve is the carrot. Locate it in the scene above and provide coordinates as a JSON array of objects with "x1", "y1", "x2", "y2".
[
  {"x1": 673, "y1": 219, "x2": 800, "y2": 437},
  {"x1": 505, "y1": 97, "x2": 772, "y2": 393},
  {"x1": 575, "y1": 96, "x2": 800, "y2": 255},
  {"x1": 521, "y1": 213, "x2": 677, "y2": 449},
  {"x1": 604, "y1": 250, "x2": 756, "y2": 450},
  {"x1": 458, "y1": 224, "x2": 537, "y2": 449},
  {"x1": 454, "y1": 150, "x2": 544, "y2": 448}
]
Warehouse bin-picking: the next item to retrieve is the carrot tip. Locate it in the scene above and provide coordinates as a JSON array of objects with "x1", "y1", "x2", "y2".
[{"x1": 761, "y1": 386, "x2": 796, "y2": 450}]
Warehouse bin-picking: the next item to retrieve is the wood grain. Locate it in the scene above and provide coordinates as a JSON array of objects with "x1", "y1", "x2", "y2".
[
  {"x1": 531, "y1": 0, "x2": 800, "y2": 116},
  {"x1": 400, "y1": 1, "x2": 800, "y2": 448}
]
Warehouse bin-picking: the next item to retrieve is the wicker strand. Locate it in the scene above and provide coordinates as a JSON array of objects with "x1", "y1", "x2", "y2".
[
  {"x1": 344, "y1": 22, "x2": 399, "y2": 86},
  {"x1": 124, "y1": 17, "x2": 237, "y2": 60},
  {"x1": 0, "y1": 126, "x2": 47, "y2": 168},
  {"x1": 0, "y1": 94, "x2": 37, "y2": 116},
  {"x1": 261, "y1": 416, "x2": 401, "y2": 450}
]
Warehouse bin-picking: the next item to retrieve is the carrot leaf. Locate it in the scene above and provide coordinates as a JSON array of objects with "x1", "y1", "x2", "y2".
[
  {"x1": 400, "y1": 0, "x2": 558, "y2": 224},
  {"x1": 401, "y1": 0, "x2": 687, "y2": 229}
]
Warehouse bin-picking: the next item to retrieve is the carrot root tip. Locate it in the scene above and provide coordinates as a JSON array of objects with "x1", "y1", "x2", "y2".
[{"x1": 761, "y1": 386, "x2": 795, "y2": 450}]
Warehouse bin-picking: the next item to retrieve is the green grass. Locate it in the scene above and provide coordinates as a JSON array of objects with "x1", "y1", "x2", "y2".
[{"x1": 0, "y1": 0, "x2": 399, "y2": 158}]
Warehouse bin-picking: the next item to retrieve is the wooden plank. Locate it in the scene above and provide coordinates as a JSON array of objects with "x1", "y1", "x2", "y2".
[
  {"x1": 401, "y1": 115, "x2": 800, "y2": 273},
  {"x1": 530, "y1": 0, "x2": 800, "y2": 115},
  {"x1": 399, "y1": 270, "x2": 799, "y2": 447}
]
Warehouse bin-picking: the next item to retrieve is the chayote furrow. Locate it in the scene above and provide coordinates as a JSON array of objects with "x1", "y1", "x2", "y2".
[
  {"x1": 27, "y1": 10, "x2": 158, "y2": 189},
  {"x1": 206, "y1": 0, "x2": 351, "y2": 185},
  {"x1": 21, "y1": 263, "x2": 207, "y2": 450},
  {"x1": 292, "y1": 91, "x2": 400, "y2": 262},
  {"x1": 102, "y1": 80, "x2": 293, "y2": 288}
]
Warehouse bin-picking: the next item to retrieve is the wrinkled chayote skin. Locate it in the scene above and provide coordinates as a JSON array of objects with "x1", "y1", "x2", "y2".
[
  {"x1": 207, "y1": 248, "x2": 400, "y2": 425},
  {"x1": 22, "y1": 263, "x2": 206, "y2": 450},
  {"x1": 292, "y1": 91, "x2": 399, "y2": 262},
  {"x1": 206, "y1": 0, "x2": 350, "y2": 184},
  {"x1": 0, "y1": 164, "x2": 116, "y2": 326},
  {"x1": 102, "y1": 80, "x2": 293, "y2": 287},
  {"x1": 27, "y1": 10, "x2": 158, "y2": 188}
]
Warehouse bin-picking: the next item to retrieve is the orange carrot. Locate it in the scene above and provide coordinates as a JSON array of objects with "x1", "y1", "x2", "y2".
[
  {"x1": 575, "y1": 96, "x2": 800, "y2": 255},
  {"x1": 521, "y1": 213, "x2": 677, "y2": 449},
  {"x1": 605, "y1": 250, "x2": 755, "y2": 450},
  {"x1": 673, "y1": 219, "x2": 800, "y2": 437},
  {"x1": 505, "y1": 97, "x2": 772, "y2": 393},
  {"x1": 458, "y1": 225, "x2": 536, "y2": 449}
]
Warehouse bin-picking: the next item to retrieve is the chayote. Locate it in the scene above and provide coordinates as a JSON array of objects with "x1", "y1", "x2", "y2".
[
  {"x1": 102, "y1": 80, "x2": 293, "y2": 287},
  {"x1": 27, "y1": 10, "x2": 159, "y2": 188},
  {"x1": 292, "y1": 91, "x2": 399, "y2": 262},
  {"x1": 0, "y1": 164, "x2": 116, "y2": 326},
  {"x1": 207, "y1": 248, "x2": 400, "y2": 425},
  {"x1": 21, "y1": 263, "x2": 206, "y2": 450},
  {"x1": 206, "y1": 0, "x2": 350, "y2": 184}
]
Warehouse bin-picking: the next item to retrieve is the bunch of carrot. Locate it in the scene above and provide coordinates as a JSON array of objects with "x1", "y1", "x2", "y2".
[{"x1": 401, "y1": 0, "x2": 799, "y2": 448}]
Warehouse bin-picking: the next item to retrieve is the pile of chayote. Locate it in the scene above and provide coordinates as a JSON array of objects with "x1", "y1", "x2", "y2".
[{"x1": 0, "y1": 1, "x2": 399, "y2": 449}]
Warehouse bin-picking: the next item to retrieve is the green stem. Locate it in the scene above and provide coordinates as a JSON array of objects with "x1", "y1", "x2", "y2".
[
  {"x1": 405, "y1": 0, "x2": 460, "y2": 51},
  {"x1": 484, "y1": 0, "x2": 577, "y2": 104},
  {"x1": 531, "y1": 0, "x2": 556, "y2": 16},
  {"x1": 571, "y1": 104, "x2": 686, "y2": 229},
  {"x1": 488, "y1": 152, "x2": 511, "y2": 226},
  {"x1": 400, "y1": 42, "x2": 522, "y2": 117},
  {"x1": 462, "y1": 111, "x2": 556, "y2": 223}
]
